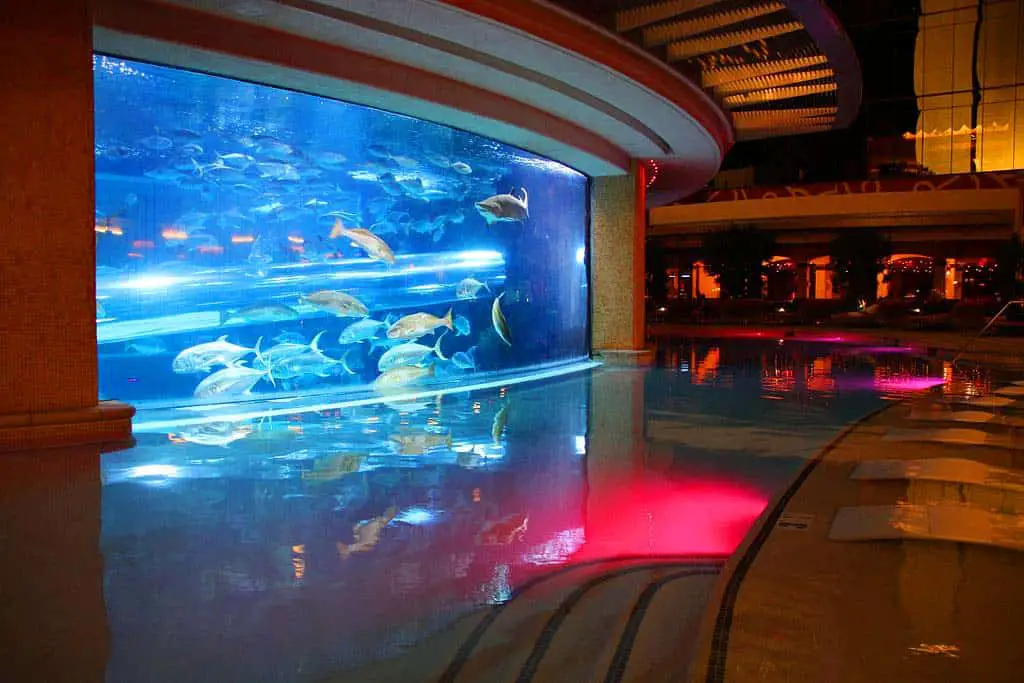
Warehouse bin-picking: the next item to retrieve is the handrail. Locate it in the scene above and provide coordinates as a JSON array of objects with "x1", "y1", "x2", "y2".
[{"x1": 952, "y1": 299, "x2": 1024, "y2": 365}]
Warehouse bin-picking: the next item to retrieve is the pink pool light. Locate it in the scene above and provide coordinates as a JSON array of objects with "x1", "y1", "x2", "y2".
[{"x1": 577, "y1": 477, "x2": 768, "y2": 559}]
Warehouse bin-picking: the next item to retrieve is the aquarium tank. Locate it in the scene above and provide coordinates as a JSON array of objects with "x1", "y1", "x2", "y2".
[{"x1": 94, "y1": 56, "x2": 590, "y2": 409}]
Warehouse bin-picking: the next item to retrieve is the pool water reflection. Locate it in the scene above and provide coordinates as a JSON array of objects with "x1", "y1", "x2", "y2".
[{"x1": 100, "y1": 339, "x2": 991, "y2": 682}]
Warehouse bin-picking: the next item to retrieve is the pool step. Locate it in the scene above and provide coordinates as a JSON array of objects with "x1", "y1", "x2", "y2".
[
  {"x1": 438, "y1": 557, "x2": 722, "y2": 683},
  {"x1": 852, "y1": 458, "x2": 1024, "y2": 491},
  {"x1": 828, "y1": 503, "x2": 1024, "y2": 551},
  {"x1": 883, "y1": 427, "x2": 1019, "y2": 450}
]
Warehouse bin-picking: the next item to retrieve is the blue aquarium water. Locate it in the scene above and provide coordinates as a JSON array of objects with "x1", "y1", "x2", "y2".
[
  {"x1": 93, "y1": 56, "x2": 589, "y2": 409},
  {"x1": 98, "y1": 341, "x2": 972, "y2": 682}
]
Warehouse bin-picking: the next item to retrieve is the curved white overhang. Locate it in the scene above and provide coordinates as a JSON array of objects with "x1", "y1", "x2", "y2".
[{"x1": 93, "y1": 0, "x2": 732, "y2": 188}]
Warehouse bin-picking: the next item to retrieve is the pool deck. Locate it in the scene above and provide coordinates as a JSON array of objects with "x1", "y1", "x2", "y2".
[{"x1": 686, "y1": 377, "x2": 1024, "y2": 682}]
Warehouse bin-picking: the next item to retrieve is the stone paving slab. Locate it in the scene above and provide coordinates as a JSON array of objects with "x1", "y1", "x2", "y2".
[{"x1": 687, "y1": 396, "x2": 1024, "y2": 683}]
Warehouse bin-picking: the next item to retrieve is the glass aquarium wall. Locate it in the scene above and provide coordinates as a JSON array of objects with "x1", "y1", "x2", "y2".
[{"x1": 94, "y1": 56, "x2": 590, "y2": 409}]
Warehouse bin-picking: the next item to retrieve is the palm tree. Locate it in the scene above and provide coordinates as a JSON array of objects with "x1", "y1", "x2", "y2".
[
  {"x1": 699, "y1": 225, "x2": 775, "y2": 299},
  {"x1": 829, "y1": 230, "x2": 892, "y2": 304}
]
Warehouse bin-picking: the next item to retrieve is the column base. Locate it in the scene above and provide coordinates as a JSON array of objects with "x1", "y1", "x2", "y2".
[
  {"x1": 593, "y1": 348, "x2": 655, "y2": 367},
  {"x1": 0, "y1": 401, "x2": 135, "y2": 452}
]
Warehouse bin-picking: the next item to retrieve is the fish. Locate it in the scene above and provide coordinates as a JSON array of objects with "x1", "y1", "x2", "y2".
[
  {"x1": 193, "y1": 362, "x2": 272, "y2": 399},
  {"x1": 172, "y1": 421, "x2": 253, "y2": 447},
  {"x1": 250, "y1": 200, "x2": 285, "y2": 215},
  {"x1": 215, "y1": 152, "x2": 254, "y2": 168},
  {"x1": 338, "y1": 318, "x2": 387, "y2": 345},
  {"x1": 328, "y1": 219, "x2": 395, "y2": 264},
  {"x1": 172, "y1": 335, "x2": 261, "y2": 374},
  {"x1": 377, "y1": 335, "x2": 448, "y2": 372},
  {"x1": 424, "y1": 152, "x2": 451, "y2": 168},
  {"x1": 492, "y1": 402, "x2": 510, "y2": 444},
  {"x1": 254, "y1": 331, "x2": 327, "y2": 368},
  {"x1": 491, "y1": 294, "x2": 512, "y2": 346},
  {"x1": 304, "y1": 198, "x2": 329, "y2": 208},
  {"x1": 300, "y1": 290, "x2": 369, "y2": 318},
  {"x1": 302, "y1": 453, "x2": 365, "y2": 483},
  {"x1": 453, "y1": 315, "x2": 471, "y2": 337},
  {"x1": 142, "y1": 167, "x2": 183, "y2": 182},
  {"x1": 138, "y1": 134, "x2": 174, "y2": 151},
  {"x1": 311, "y1": 151, "x2": 348, "y2": 169},
  {"x1": 387, "y1": 309, "x2": 454, "y2": 340},
  {"x1": 220, "y1": 303, "x2": 299, "y2": 325},
  {"x1": 337, "y1": 506, "x2": 398, "y2": 559},
  {"x1": 369, "y1": 336, "x2": 407, "y2": 353},
  {"x1": 374, "y1": 363, "x2": 435, "y2": 391},
  {"x1": 451, "y1": 347, "x2": 477, "y2": 370},
  {"x1": 456, "y1": 277, "x2": 490, "y2": 300},
  {"x1": 389, "y1": 430, "x2": 453, "y2": 455},
  {"x1": 270, "y1": 350, "x2": 347, "y2": 380},
  {"x1": 475, "y1": 513, "x2": 528, "y2": 546},
  {"x1": 124, "y1": 339, "x2": 169, "y2": 356},
  {"x1": 451, "y1": 161, "x2": 472, "y2": 175},
  {"x1": 475, "y1": 187, "x2": 529, "y2": 224},
  {"x1": 272, "y1": 331, "x2": 306, "y2": 345}
]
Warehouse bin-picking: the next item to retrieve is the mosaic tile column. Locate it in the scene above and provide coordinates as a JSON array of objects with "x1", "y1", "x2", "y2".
[
  {"x1": 590, "y1": 161, "x2": 649, "y2": 363},
  {"x1": 0, "y1": 0, "x2": 133, "y2": 448},
  {"x1": 0, "y1": 447, "x2": 107, "y2": 682}
]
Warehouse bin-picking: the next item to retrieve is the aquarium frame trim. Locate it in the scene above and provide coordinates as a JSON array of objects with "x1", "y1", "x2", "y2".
[
  {"x1": 132, "y1": 360, "x2": 600, "y2": 431},
  {"x1": 585, "y1": 177, "x2": 594, "y2": 360}
]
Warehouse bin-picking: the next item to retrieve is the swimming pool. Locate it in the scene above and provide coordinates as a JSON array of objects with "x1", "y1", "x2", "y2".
[{"x1": 99, "y1": 339, "x2": 987, "y2": 681}]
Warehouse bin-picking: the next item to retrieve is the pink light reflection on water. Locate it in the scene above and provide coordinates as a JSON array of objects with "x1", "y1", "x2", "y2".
[
  {"x1": 576, "y1": 478, "x2": 768, "y2": 560},
  {"x1": 846, "y1": 346, "x2": 917, "y2": 354}
]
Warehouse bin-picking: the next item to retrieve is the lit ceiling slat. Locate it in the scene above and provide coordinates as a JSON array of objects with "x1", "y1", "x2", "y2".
[
  {"x1": 714, "y1": 66, "x2": 834, "y2": 95},
  {"x1": 616, "y1": 0, "x2": 724, "y2": 33},
  {"x1": 666, "y1": 21, "x2": 804, "y2": 61},
  {"x1": 642, "y1": 1, "x2": 785, "y2": 48},
  {"x1": 701, "y1": 54, "x2": 828, "y2": 88},
  {"x1": 732, "y1": 106, "x2": 837, "y2": 127},
  {"x1": 722, "y1": 80, "x2": 837, "y2": 107}
]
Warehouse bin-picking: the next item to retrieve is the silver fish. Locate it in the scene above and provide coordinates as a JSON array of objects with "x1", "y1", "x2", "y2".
[
  {"x1": 194, "y1": 362, "x2": 272, "y2": 398},
  {"x1": 301, "y1": 290, "x2": 369, "y2": 318},
  {"x1": 456, "y1": 278, "x2": 490, "y2": 300},
  {"x1": 377, "y1": 335, "x2": 448, "y2": 372},
  {"x1": 173, "y1": 336, "x2": 261, "y2": 374},
  {"x1": 374, "y1": 364, "x2": 435, "y2": 391},
  {"x1": 220, "y1": 303, "x2": 299, "y2": 325},
  {"x1": 339, "y1": 318, "x2": 387, "y2": 344},
  {"x1": 475, "y1": 187, "x2": 529, "y2": 224}
]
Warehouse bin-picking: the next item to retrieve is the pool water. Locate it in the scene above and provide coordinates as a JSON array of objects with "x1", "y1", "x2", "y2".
[{"x1": 99, "y1": 340, "x2": 989, "y2": 682}]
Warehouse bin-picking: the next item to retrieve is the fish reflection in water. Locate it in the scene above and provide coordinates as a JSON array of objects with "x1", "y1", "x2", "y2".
[
  {"x1": 301, "y1": 453, "x2": 366, "y2": 483},
  {"x1": 476, "y1": 513, "x2": 528, "y2": 546},
  {"x1": 390, "y1": 429, "x2": 453, "y2": 455},
  {"x1": 172, "y1": 421, "x2": 253, "y2": 447},
  {"x1": 337, "y1": 506, "x2": 399, "y2": 559}
]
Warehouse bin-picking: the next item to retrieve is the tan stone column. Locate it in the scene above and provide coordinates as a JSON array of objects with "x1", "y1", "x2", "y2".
[
  {"x1": 590, "y1": 161, "x2": 651, "y2": 365},
  {"x1": 0, "y1": 0, "x2": 133, "y2": 449}
]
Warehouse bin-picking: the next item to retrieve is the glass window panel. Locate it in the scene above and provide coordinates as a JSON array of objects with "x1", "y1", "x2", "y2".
[
  {"x1": 979, "y1": 100, "x2": 1016, "y2": 170},
  {"x1": 94, "y1": 57, "x2": 590, "y2": 406}
]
